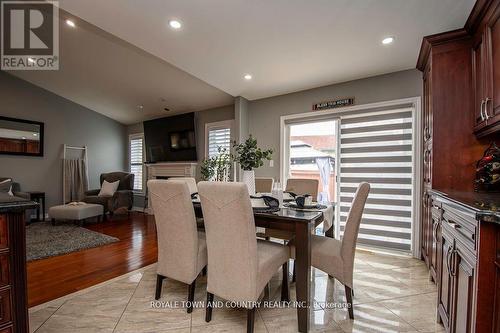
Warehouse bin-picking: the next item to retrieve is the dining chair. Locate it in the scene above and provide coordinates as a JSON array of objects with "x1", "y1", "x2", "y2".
[
  {"x1": 285, "y1": 178, "x2": 319, "y2": 199},
  {"x1": 198, "y1": 181, "x2": 290, "y2": 333},
  {"x1": 255, "y1": 177, "x2": 274, "y2": 193},
  {"x1": 169, "y1": 177, "x2": 198, "y2": 194},
  {"x1": 292, "y1": 182, "x2": 370, "y2": 319},
  {"x1": 148, "y1": 179, "x2": 208, "y2": 313}
]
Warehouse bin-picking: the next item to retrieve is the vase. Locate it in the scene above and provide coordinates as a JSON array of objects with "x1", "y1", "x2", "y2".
[{"x1": 241, "y1": 170, "x2": 256, "y2": 195}]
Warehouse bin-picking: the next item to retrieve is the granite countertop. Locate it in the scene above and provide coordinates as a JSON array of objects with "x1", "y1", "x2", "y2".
[
  {"x1": 0, "y1": 193, "x2": 38, "y2": 213},
  {"x1": 431, "y1": 189, "x2": 500, "y2": 224}
]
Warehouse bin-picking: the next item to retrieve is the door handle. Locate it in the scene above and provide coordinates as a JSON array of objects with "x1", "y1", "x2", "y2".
[
  {"x1": 451, "y1": 248, "x2": 458, "y2": 277},
  {"x1": 480, "y1": 100, "x2": 486, "y2": 121},
  {"x1": 485, "y1": 98, "x2": 492, "y2": 119},
  {"x1": 446, "y1": 245, "x2": 453, "y2": 275}
]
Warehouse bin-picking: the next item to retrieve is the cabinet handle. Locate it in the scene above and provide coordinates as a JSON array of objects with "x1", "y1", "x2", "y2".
[
  {"x1": 485, "y1": 98, "x2": 492, "y2": 120},
  {"x1": 432, "y1": 221, "x2": 439, "y2": 242},
  {"x1": 451, "y1": 249, "x2": 458, "y2": 277},
  {"x1": 447, "y1": 245, "x2": 457, "y2": 277},
  {"x1": 480, "y1": 100, "x2": 486, "y2": 121}
]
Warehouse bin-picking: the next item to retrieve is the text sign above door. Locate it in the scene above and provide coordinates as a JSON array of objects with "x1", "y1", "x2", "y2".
[{"x1": 313, "y1": 98, "x2": 355, "y2": 111}]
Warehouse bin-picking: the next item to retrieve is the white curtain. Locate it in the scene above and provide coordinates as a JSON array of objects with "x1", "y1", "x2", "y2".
[{"x1": 315, "y1": 157, "x2": 331, "y2": 203}]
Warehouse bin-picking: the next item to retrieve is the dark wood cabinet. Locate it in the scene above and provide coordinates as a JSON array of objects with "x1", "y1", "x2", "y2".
[
  {"x1": 0, "y1": 201, "x2": 35, "y2": 333},
  {"x1": 438, "y1": 228, "x2": 454, "y2": 332},
  {"x1": 452, "y1": 243, "x2": 476, "y2": 333},
  {"x1": 473, "y1": 1, "x2": 500, "y2": 137}
]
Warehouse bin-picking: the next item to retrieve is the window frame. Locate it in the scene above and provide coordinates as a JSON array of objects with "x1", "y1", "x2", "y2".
[
  {"x1": 205, "y1": 120, "x2": 234, "y2": 158},
  {"x1": 129, "y1": 133, "x2": 145, "y2": 193}
]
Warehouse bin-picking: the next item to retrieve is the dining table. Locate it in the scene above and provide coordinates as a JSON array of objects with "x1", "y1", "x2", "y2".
[{"x1": 192, "y1": 198, "x2": 335, "y2": 333}]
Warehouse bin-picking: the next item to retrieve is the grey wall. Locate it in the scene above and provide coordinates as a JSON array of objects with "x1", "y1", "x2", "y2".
[
  {"x1": 247, "y1": 69, "x2": 422, "y2": 179},
  {"x1": 0, "y1": 72, "x2": 127, "y2": 210}
]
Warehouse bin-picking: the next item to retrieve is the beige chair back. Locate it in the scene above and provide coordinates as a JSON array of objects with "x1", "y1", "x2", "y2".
[
  {"x1": 169, "y1": 177, "x2": 198, "y2": 194},
  {"x1": 286, "y1": 178, "x2": 319, "y2": 198},
  {"x1": 341, "y1": 182, "x2": 370, "y2": 284},
  {"x1": 198, "y1": 181, "x2": 259, "y2": 302},
  {"x1": 148, "y1": 179, "x2": 200, "y2": 284},
  {"x1": 255, "y1": 177, "x2": 274, "y2": 193}
]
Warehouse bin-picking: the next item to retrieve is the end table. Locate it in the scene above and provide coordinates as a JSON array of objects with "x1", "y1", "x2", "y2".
[{"x1": 27, "y1": 191, "x2": 45, "y2": 222}]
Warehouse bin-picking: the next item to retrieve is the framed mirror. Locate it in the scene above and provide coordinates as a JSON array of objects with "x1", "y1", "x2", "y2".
[{"x1": 0, "y1": 116, "x2": 44, "y2": 156}]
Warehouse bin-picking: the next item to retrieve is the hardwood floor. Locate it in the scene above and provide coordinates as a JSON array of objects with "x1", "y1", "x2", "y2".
[{"x1": 27, "y1": 212, "x2": 158, "y2": 307}]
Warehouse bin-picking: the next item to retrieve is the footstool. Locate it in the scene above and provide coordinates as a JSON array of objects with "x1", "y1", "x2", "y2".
[{"x1": 49, "y1": 203, "x2": 104, "y2": 226}]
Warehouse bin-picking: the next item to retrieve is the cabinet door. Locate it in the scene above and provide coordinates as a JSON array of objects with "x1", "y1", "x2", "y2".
[
  {"x1": 473, "y1": 36, "x2": 487, "y2": 130},
  {"x1": 423, "y1": 65, "x2": 433, "y2": 143},
  {"x1": 452, "y1": 247, "x2": 476, "y2": 333},
  {"x1": 421, "y1": 191, "x2": 431, "y2": 264},
  {"x1": 430, "y1": 212, "x2": 441, "y2": 282},
  {"x1": 438, "y1": 234, "x2": 454, "y2": 331},
  {"x1": 485, "y1": 3, "x2": 500, "y2": 122}
]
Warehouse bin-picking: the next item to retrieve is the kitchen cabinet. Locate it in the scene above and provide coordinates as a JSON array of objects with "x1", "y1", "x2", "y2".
[{"x1": 473, "y1": 1, "x2": 500, "y2": 137}]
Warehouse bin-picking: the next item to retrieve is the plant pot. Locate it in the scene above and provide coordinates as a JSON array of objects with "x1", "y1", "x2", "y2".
[{"x1": 241, "y1": 170, "x2": 256, "y2": 195}]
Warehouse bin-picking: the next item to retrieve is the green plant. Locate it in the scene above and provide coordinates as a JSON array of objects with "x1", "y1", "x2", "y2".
[
  {"x1": 233, "y1": 135, "x2": 273, "y2": 171},
  {"x1": 200, "y1": 147, "x2": 232, "y2": 181}
]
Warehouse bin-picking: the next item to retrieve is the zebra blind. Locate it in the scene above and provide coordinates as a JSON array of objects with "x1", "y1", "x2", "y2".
[
  {"x1": 339, "y1": 109, "x2": 413, "y2": 252},
  {"x1": 208, "y1": 127, "x2": 231, "y2": 158},
  {"x1": 130, "y1": 136, "x2": 144, "y2": 191}
]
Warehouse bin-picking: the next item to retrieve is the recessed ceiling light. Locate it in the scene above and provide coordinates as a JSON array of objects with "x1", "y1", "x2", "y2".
[
  {"x1": 28, "y1": 57, "x2": 35, "y2": 63},
  {"x1": 137, "y1": 105, "x2": 144, "y2": 110},
  {"x1": 244, "y1": 74, "x2": 252, "y2": 80},
  {"x1": 66, "y1": 19, "x2": 76, "y2": 28},
  {"x1": 21, "y1": 136, "x2": 26, "y2": 140},
  {"x1": 169, "y1": 20, "x2": 182, "y2": 29},
  {"x1": 382, "y1": 36, "x2": 394, "y2": 45},
  {"x1": 33, "y1": 133, "x2": 38, "y2": 137}
]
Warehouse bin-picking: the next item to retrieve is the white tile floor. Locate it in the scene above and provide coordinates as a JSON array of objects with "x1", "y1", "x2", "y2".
[{"x1": 29, "y1": 250, "x2": 445, "y2": 333}]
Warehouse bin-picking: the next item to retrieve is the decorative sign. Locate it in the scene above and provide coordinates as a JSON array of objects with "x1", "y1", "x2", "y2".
[{"x1": 312, "y1": 97, "x2": 355, "y2": 111}]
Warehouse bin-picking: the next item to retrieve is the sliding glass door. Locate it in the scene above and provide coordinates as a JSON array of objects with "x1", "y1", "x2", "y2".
[{"x1": 283, "y1": 102, "x2": 417, "y2": 254}]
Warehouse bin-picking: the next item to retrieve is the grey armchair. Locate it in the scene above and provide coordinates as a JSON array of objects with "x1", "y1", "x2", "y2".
[
  {"x1": 83, "y1": 172, "x2": 134, "y2": 215},
  {"x1": 0, "y1": 177, "x2": 30, "y2": 200}
]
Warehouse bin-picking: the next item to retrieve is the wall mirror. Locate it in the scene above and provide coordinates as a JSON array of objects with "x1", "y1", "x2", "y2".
[{"x1": 0, "y1": 116, "x2": 44, "y2": 156}]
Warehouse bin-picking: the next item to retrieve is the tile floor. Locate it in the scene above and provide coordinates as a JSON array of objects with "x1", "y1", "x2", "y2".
[{"x1": 29, "y1": 250, "x2": 445, "y2": 333}]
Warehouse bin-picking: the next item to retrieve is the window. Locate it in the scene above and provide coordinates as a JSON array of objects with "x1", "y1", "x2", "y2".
[
  {"x1": 205, "y1": 120, "x2": 233, "y2": 158},
  {"x1": 129, "y1": 134, "x2": 144, "y2": 191}
]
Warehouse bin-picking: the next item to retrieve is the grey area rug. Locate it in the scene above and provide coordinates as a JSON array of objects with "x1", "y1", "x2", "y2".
[{"x1": 26, "y1": 222, "x2": 119, "y2": 261}]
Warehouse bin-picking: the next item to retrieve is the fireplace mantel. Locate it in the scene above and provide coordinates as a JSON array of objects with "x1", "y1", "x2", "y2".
[{"x1": 144, "y1": 162, "x2": 198, "y2": 214}]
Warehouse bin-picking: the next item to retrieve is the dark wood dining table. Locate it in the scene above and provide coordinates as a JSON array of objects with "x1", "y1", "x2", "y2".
[{"x1": 193, "y1": 202, "x2": 335, "y2": 333}]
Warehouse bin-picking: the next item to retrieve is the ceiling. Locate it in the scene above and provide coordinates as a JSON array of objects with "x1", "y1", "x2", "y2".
[
  {"x1": 8, "y1": 11, "x2": 234, "y2": 125},
  {"x1": 9, "y1": 0, "x2": 475, "y2": 124},
  {"x1": 58, "y1": 0, "x2": 475, "y2": 101}
]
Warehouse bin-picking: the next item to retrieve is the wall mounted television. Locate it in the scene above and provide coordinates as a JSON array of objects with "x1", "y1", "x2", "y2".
[{"x1": 143, "y1": 112, "x2": 197, "y2": 163}]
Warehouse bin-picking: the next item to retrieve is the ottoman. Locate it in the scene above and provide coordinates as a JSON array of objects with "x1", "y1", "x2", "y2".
[{"x1": 49, "y1": 203, "x2": 104, "y2": 225}]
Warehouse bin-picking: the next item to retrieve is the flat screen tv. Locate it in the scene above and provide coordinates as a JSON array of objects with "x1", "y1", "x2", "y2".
[{"x1": 143, "y1": 112, "x2": 197, "y2": 163}]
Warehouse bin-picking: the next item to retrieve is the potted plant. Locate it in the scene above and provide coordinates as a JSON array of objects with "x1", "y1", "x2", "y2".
[
  {"x1": 233, "y1": 135, "x2": 273, "y2": 195},
  {"x1": 200, "y1": 147, "x2": 232, "y2": 182}
]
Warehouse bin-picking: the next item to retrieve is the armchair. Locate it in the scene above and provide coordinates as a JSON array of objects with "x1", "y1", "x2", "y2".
[
  {"x1": 83, "y1": 172, "x2": 134, "y2": 215},
  {"x1": 0, "y1": 177, "x2": 30, "y2": 200}
]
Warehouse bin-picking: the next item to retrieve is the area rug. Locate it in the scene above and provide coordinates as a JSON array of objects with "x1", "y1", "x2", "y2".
[{"x1": 26, "y1": 222, "x2": 119, "y2": 261}]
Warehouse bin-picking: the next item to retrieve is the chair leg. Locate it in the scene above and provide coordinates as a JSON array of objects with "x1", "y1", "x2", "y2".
[
  {"x1": 345, "y1": 285, "x2": 354, "y2": 319},
  {"x1": 281, "y1": 262, "x2": 290, "y2": 302},
  {"x1": 51, "y1": 218, "x2": 56, "y2": 226},
  {"x1": 292, "y1": 261, "x2": 296, "y2": 282},
  {"x1": 202, "y1": 266, "x2": 207, "y2": 276},
  {"x1": 247, "y1": 307, "x2": 256, "y2": 333},
  {"x1": 187, "y1": 279, "x2": 196, "y2": 313},
  {"x1": 205, "y1": 292, "x2": 214, "y2": 322},
  {"x1": 155, "y1": 275, "x2": 165, "y2": 300}
]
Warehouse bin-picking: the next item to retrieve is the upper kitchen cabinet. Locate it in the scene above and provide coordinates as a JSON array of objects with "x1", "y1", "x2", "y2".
[{"x1": 473, "y1": 1, "x2": 500, "y2": 137}]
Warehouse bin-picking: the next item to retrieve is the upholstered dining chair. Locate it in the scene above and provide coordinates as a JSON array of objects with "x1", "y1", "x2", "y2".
[
  {"x1": 255, "y1": 177, "x2": 274, "y2": 193},
  {"x1": 169, "y1": 177, "x2": 198, "y2": 194},
  {"x1": 148, "y1": 179, "x2": 207, "y2": 313},
  {"x1": 285, "y1": 178, "x2": 319, "y2": 199},
  {"x1": 198, "y1": 181, "x2": 290, "y2": 333},
  {"x1": 292, "y1": 182, "x2": 370, "y2": 319}
]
